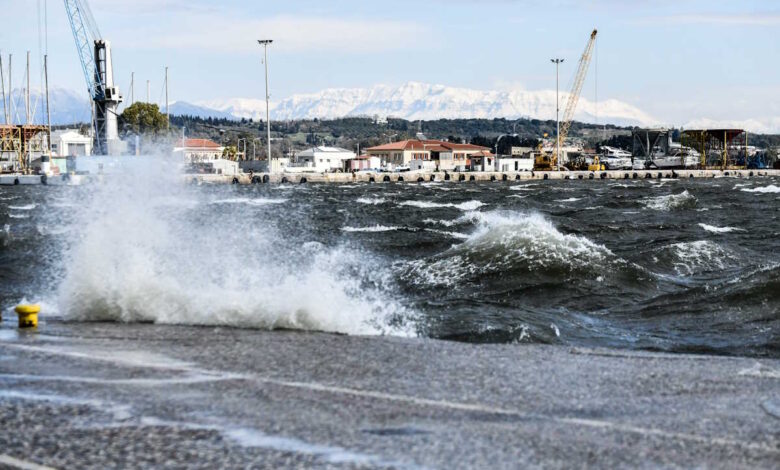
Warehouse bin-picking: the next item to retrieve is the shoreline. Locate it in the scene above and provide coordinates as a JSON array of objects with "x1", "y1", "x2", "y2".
[{"x1": 195, "y1": 168, "x2": 780, "y2": 184}]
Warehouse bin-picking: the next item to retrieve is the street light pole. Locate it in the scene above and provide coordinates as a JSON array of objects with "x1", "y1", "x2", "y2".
[
  {"x1": 551, "y1": 58, "x2": 564, "y2": 170},
  {"x1": 495, "y1": 133, "x2": 518, "y2": 171},
  {"x1": 258, "y1": 39, "x2": 273, "y2": 173}
]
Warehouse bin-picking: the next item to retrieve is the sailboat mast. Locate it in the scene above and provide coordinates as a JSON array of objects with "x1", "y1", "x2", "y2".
[
  {"x1": 26, "y1": 51, "x2": 31, "y2": 125},
  {"x1": 0, "y1": 53, "x2": 7, "y2": 124},
  {"x1": 45, "y1": 54, "x2": 52, "y2": 152}
]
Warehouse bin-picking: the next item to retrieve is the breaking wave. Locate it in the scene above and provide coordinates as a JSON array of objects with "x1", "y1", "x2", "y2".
[
  {"x1": 342, "y1": 225, "x2": 401, "y2": 233},
  {"x1": 699, "y1": 223, "x2": 746, "y2": 234},
  {"x1": 55, "y1": 158, "x2": 412, "y2": 336},
  {"x1": 740, "y1": 184, "x2": 780, "y2": 194},
  {"x1": 643, "y1": 190, "x2": 697, "y2": 211},
  {"x1": 400, "y1": 211, "x2": 618, "y2": 287},
  {"x1": 399, "y1": 200, "x2": 484, "y2": 211},
  {"x1": 662, "y1": 240, "x2": 736, "y2": 276},
  {"x1": 355, "y1": 197, "x2": 387, "y2": 205}
]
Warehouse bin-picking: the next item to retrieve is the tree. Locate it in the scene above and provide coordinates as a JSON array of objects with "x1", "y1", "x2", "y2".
[
  {"x1": 119, "y1": 102, "x2": 168, "y2": 137},
  {"x1": 222, "y1": 145, "x2": 238, "y2": 161}
]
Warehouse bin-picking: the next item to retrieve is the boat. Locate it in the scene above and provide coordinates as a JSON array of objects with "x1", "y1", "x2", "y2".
[
  {"x1": 647, "y1": 144, "x2": 699, "y2": 169},
  {"x1": 600, "y1": 146, "x2": 633, "y2": 170}
]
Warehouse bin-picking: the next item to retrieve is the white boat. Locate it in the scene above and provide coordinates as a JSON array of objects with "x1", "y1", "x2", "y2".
[
  {"x1": 648, "y1": 144, "x2": 699, "y2": 169},
  {"x1": 600, "y1": 146, "x2": 633, "y2": 170}
]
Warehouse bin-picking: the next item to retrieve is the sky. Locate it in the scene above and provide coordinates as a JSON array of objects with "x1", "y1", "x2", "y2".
[{"x1": 1, "y1": 0, "x2": 779, "y2": 127}]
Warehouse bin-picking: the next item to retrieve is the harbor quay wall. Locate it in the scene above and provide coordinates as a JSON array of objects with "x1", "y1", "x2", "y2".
[{"x1": 190, "y1": 168, "x2": 780, "y2": 185}]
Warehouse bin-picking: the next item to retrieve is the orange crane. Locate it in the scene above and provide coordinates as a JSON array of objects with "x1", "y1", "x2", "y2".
[{"x1": 535, "y1": 29, "x2": 598, "y2": 171}]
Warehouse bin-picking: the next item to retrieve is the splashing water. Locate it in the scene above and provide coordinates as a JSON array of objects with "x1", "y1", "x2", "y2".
[{"x1": 55, "y1": 157, "x2": 412, "y2": 336}]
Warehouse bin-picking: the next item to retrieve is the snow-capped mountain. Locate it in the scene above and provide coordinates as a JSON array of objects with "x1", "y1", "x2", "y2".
[
  {"x1": 4, "y1": 87, "x2": 91, "y2": 126},
  {"x1": 198, "y1": 81, "x2": 660, "y2": 127}
]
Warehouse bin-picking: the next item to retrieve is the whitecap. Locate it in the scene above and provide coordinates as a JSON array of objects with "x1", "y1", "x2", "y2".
[
  {"x1": 698, "y1": 223, "x2": 745, "y2": 234},
  {"x1": 341, "y1": 225, "x2": 401, "y2": 233},
  {"x1": 8, "y1": 203, "x2": 36, "y2": 210},
  {"x1": 399, "y1": 200, "x2": 484, "y2": 211},
  {"x1": 8, "y1": 214, "x2": 29, "y2": 219},
  {"x1": 740, "y1": 184, "x2": 780, "y2": 194},
  {"x1": 556, "y1": 197, "x2": 581, "y2": 203},
  {"x1": 643, "y1": 190, "x2": 697, "y2": 211},
  {"x1": 356, "y1": 197, "x2": 387, "y2": 205},
  {"x1": 212, "y1": 197, "x2": 286, "y2": 206}
]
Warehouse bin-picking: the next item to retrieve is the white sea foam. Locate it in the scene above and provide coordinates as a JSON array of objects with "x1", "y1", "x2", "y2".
[
  {"x1": 211, "y1": 197, "x2": 287, "y2": 206},
  {"x1": 643, "y1": 190, "x2": 697, "y2": 211},
  {"x1": 422, "y1": 218, "x2": 459, "y2": 227},
  {"x1": 355, "y1": 197, "x2": 387, "y2": 205},
  {"x1": 8, "y1": 203, "x2": 36, "y2": 210},
  {"x1": 668, "y1": 240, "x2": 735, "y2": 276},
  {"x1": 423, "y1": 228, "x2": 469, "y2": 240},
  {"x1": 399, "y1": 200, "x2": 484, "y2": 211},
  {"x1": 56, "y1": 157, "x2": 411, "y2": 336},
  {"x1": 740, "y1": 184, "x2": 780, "y2": 194},
  {"x1": 8, "y1": 214, "x2": 29, "y2": 219},
  {"x1": 556, "y1": 197, "x2": 581, "y2": 203},
  {"x1": 698, "y1": 223, "x2": 746, "y2": 234},
  {"x1": 342, "y1": 225, "x2": 400, "y2": 233}
]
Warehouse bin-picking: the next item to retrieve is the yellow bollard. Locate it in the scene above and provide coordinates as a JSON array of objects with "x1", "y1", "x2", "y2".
[{"x1": 14, "y1": 304, "x2": 40, "y2": 329}]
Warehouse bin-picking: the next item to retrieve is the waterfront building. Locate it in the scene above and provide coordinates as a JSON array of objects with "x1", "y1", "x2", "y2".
[
  {"x1": 51, "y1": 129, "x2": 92, "y2": 157},
  {"x1": 365, "y1": 139, "x2": 488, "y2": 170},
  {"x1": 469, "y1": 150, "x2": 496, "y2": 172},
  {"x1": 295, "y1": 146, "x2": 356, "y2": 172},
  {"x1": 173, "y1": 138, "x2": 225, "y2": 162},
  {"x1": 346, "y1": 155, "x2": 381, "y2": 171}
]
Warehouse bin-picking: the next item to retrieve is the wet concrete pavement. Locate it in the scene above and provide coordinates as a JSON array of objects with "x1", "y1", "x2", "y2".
[{"x1": 0, "y1": 321, "x2": 778, "y2": 469}]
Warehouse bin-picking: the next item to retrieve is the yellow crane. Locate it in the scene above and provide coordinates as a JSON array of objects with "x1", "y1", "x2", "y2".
[{"x1": 535, "y1": 29, "x2": 598, "y2": 171}]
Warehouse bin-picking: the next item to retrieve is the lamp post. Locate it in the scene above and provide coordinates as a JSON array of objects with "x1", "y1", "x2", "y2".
[
  {"x1": 495, "y1": 133, "x2": 518, "y2": 171},
  {"x1": 258, "y1": 39, "x2": 273, "y2": 173},
  {"x1": 551, "y1": 58, "x2": 564, "y2": 170}
]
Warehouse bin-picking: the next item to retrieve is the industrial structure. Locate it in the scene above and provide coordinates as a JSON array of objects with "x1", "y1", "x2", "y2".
[
  {"x1": 681, "y1": 129, "x2": 751, "y2": 169},
  {"x1": 64, "y1": 0, "x2": 123, "y2": 155},
  {"x1": 535, "y1": 29, "x2": 598, "y2": 171},
  {"x1": 0, "y1": 51, "x2": 52, "y2": 174}
]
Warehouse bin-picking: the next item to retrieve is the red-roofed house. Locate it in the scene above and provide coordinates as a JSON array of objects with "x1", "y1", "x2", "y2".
[
  {"x1": 173, "y1": 138, "x2": 225, "y2": 162},
  {"x1": 365, "y1": 139, "x2": 489, "y2": 171}
]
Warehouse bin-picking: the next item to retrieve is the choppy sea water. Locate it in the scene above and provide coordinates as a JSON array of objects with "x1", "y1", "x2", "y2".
[{"x1": 1, "y1": 165, "x2": 778, "y2": 357}]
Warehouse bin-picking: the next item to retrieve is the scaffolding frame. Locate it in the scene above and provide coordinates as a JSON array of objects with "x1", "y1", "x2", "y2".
[
  {"x1": 0, "y1": 124, "x2": 49, "y2": 173},
  {"x1": 681, "y1": 129, "x2": 748, "y2": 170}
]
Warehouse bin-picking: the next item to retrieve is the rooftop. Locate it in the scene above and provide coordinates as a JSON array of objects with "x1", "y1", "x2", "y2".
[{"x1": 366, "y1": 139, "x2": 488, "y2": 152}]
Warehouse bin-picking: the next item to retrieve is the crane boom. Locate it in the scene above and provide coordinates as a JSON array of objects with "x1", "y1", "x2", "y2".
[
  {"x1": 63, "y1": 0, "x2": 122, "y2": 155},
  {"x1": 63, "y1": 0, "x2": 103, "y2": 100},
  {"x1": 556, "y1": 29, "x2": 597, "y2": 162}
]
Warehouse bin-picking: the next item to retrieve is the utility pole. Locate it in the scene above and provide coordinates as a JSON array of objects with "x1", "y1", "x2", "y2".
[
  {"x1": 26, "y1": 51, "x2": 31, "y2": 125},
  {"x1": 146, "y1": 80, "x2": 150, "y2": 103},
  {"x1": 165, "y1": 66, "x2": 169, "y2": 129},
  {"x1": 258, "y1": 39, "x2": 273, "y2": 173},
  {"x1": 551, "y1": 58, "x2": 564, "y2": 170},
  {"x1": 130, "y1": 72, "x2": 134, "y2": 105}
]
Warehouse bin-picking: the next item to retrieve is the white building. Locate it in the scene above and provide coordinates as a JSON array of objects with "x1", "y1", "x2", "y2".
[
  {"x1": 172, "y1": 138, "x2": 225, "y2": 162},
  {"x1": 51, "y1": 129, "x2": 92, "y2": 157},
  {"x1": 295, "y1": 146, "x2": 355, "y2": 172},
  {"x1": 495, "y1": 156, "x2": 534, "y2": 172}
]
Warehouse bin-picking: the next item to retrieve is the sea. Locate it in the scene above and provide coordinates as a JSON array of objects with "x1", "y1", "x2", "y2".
[{"x1": 1, "y1": 161, "x2": 778, "y2": 358}]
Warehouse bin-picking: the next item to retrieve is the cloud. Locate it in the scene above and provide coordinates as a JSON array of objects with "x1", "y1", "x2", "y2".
[
  {"x1": 117, "y1": 14, "x2": 430, "y2": 54},
  {"x1": 648, "y1": 13, "x2": 780, "y2": 26}
]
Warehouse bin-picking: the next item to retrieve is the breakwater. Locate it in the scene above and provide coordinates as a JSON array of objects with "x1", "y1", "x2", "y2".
[{"x1": 193, "y1": 168, "x2": 780, "y2": 184}]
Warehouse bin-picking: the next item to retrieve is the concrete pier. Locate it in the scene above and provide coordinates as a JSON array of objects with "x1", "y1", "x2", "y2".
[
  {"x1": 192, "y1": 168, "x2": 780, "y2": 185},
  {"x1": 0, "y1": 322, "x2": 777, "y2": 468}
]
